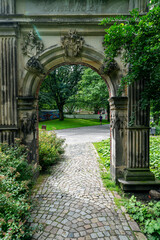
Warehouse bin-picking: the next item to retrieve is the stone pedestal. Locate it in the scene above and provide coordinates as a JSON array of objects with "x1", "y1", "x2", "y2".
[{"x1": 109, "y1": 97, "x2": 128, "y2": 182}]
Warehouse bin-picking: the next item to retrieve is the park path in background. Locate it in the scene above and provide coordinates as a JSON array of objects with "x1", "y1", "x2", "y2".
[
  {"x1": 30, "y1": 126, "x2": 146, "y2": 240},
  {"x1": 54, "y1": 124, "x2": 110, "y2": 145}
]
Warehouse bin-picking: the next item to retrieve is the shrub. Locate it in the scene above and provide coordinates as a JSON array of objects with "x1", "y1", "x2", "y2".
[
  {"x1": 39, "y1": 130, "x2": 65, "y2": 170},
  {"x1": 150, "y1": 136, "x2": 160, "y2": 179},
  {"x1": 125, "y1": 196, "x2": 160, "y2": 240},
  {"x1": 0, "y1": 141, "x2": 35, "y2": 240}
]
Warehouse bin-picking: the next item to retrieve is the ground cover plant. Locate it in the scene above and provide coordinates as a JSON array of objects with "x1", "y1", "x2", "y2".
[
  {"x1": 94, "y1": 136, "x2": 160, "y2": 240},
  {"x1": 0, "y1": 141, "x2": 35, "y2": 240},
  {"x1": 93, "y1": 139, "x2": 119, "y2": 192},
  {"x1": 39, "y1": 118, "x2": 109, "y2": 131},
  {"x1": 39, "y1": 130, "x2": 65, "y2": 170},
  {"x1": 150, "y1": 136, "x2": 160, "y2": 179}
]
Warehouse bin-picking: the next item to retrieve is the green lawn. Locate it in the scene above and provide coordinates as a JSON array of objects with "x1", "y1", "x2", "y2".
[{"x1": 39, "y1": 118, "x2": 110, "y2": 130}]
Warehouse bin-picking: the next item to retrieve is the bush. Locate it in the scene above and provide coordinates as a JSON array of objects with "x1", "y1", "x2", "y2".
[
  {"x1": 39, "y1": 130, "x2": 65, "y2": 170},
  {"x1": 0, "y1": 141, "x2": 35, "y2": 240},
  {"x1": 150, "y1": 136, "x2": 160, "y2": 179},
  {"x1": 125, "y1": 196, "x2": 160, "y2": 240}
]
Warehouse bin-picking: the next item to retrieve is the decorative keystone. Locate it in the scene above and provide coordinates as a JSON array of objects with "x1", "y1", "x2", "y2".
[{"x1": 61, "y1": 30, "x2": 85, "y2": 57}]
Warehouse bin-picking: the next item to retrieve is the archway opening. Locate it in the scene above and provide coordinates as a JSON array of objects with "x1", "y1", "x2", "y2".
[{"x1": 37, "y1": 63, "x2": 111, "y2": 171}]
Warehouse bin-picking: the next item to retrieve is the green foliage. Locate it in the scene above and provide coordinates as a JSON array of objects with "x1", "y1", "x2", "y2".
[
  {"x1": 95, "y1": 136, "x2": 160, "y2": 239},
  {"x1": 39, "y1": 130, "x2": 65, "y2": 170},
  {"x1": 77, "y1": 68, "x2": 109, "y2": 113},
  {"x1": 95, "y1": 139, "x2": 110, "y2": 168},
  {"x1": 125, "y1": 196, "x2": 160, "y2": 240},
  {"x1": 101, "y1": 2, "x2": 160, "y2": 109},
  {"x1": 150, "y1": 136, "x2": 160, "y2": 179},
  {"x1": 0, "y1": 141, "x2": 35, "y2": 240},
  {"x1": 39, "y1": 65, "x2": 84, "y2": 120}
]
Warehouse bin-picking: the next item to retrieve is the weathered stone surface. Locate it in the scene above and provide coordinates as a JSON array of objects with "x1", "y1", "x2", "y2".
[
  {"x1": 18, "y1": 0, "x2": 129, "y2": 15},
  {"x1": 134, "y1": 232, "x2": 148, "y2": 240},
  {"x1": 149, "y1": 190, "x2": 160, "y2": 199},
  {"x1": 128, "y1": 221, "x2": 140, "y2": 232}
]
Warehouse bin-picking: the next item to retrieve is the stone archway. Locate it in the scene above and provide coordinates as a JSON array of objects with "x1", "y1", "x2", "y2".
[
  {"x1": 0, "y1": 0, "x2": 159, "y2": 190},
  {"x1": 18, "y1": 43, "x2": 128, "y2": 183}
]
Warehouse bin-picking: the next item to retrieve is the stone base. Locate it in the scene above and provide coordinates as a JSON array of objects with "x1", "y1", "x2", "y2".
[
  {"x1": 124, "y1": 168, "x2": 155, "y2": 181},
  {"x1": 118, "y1": 178, "x2": 160, "y2": 191}
]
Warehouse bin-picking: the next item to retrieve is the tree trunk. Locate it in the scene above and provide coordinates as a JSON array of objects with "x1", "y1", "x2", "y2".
[
  {"x1": 59, "y1": 106, "x2": 64, "y2": 121},
  {"x1": 94, "y1": 106, "x2": 99, "y2": 114}
]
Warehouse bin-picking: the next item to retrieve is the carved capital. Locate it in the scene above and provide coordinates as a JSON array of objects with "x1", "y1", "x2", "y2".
[
  {"x1": 61, "y1": 30, "x2": 85, "y2": 57},
  {"x1": 21, "y1": 30, "x2": 44, "y2": 57}
]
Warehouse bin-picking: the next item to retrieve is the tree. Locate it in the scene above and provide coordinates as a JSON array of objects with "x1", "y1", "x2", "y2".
[
  {"x1": 101, "y1": 0, "x2": 160, "y2": 111},
  {"x1": 39, "y1": 65, "x2": 84, "y2": 120},
  {"x1": 77, "y1": 68, "x2": 109, "y2": 116}
]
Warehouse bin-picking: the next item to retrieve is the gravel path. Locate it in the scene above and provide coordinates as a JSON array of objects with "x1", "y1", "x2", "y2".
[
  {"x1": 54, "y1": 125, "x2": 110, "y2": 145},
  {"x1": 30, "y1": 140, "x2": 145, "y2": 240}
]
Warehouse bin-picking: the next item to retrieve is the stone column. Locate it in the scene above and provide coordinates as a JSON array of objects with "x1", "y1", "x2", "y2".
[
  {"x1": 125, "y1": 80, "x2": 155, "y2": 180},
  {"x1": 119, "y1": 80, "x2": 160, "y2": 190},
  {"x1": 129, "y1": 0, "x2": 148, "y2": 12},
  {"x1": 0, "y1": 21, "x2": 18, "y2": 144},
  {"x1": 109, "y1": 97, "x2": 128, "y2": 182},
  {"x1": 0, "y1": 0, "x2": 15, "y2": 14},
  {"x1": 18, "y1": 97, "x2": 38, "y2": 163}
]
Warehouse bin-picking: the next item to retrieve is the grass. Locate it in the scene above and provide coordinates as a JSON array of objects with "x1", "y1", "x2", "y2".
[
  {"x1": 39, "y1": 118, "x2": 110, "y2": 131},
  {"x1": 93, "y1": 139, "x2": 121, "y2": 193}
]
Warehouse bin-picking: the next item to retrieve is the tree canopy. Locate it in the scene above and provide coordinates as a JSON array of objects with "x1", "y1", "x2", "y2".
[
  {"x1": 39, "y1": 65, "x2": 84, "y2": 120},
  {"x1": 77, "y1": 68, "x2": 109, "y2": 114},
  {"x1": 101, "y1": 0, "x2": 160, "y2": 111},
  {"x1": 39, "y1": 66, "x2": 110, "y2": 120}
]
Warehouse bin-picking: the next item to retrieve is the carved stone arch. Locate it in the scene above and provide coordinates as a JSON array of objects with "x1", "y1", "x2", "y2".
[{"x1": 21, "y1": 44, "x2": 117, "y2": 98}]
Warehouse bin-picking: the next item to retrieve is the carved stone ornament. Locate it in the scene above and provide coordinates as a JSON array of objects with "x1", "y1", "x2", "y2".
[
  {"x1": 20, "y1": 113, "x2": 37, "y2": 139},
  {"x1": 110, "y1": 113, "x2": 127, "y2": 137},
  {"x1": 99, "y1": 61, "x2": 119, "y2": 75},
  {"x1": 21, "y1": 30, "x2": 44, "y2": 57},
  {"x1": 26, "y1": 56, "x2": 44, "y2": 74},
  {"x1": 61, "y1": 30, "x2": 85, "y2": 57}
]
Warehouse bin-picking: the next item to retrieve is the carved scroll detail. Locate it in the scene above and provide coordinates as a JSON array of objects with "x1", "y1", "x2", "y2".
[
  {"x1": 61, "y1": 30, "x2": 85, "y2": 57},
  {"x1": 26, "y1": 56, "x2": 44, "y2": 74}
]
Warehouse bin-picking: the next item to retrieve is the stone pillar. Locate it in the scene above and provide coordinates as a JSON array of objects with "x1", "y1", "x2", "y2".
[
  {"x1": 0, "y1": 22, "x2": 18, "y2": 144},
  {"x1": 0, "y1": 0, "x2": 15, "y2": 14},
  {"x1": 129, "y1": 0, "x2": 148, "y2": 12},
  {"x1": 119, "y1": 80, "x2": 160, "y2": 190},
  {"x1": 18, "y1": 97, "x2": 38, "y2": 163},
  {"x1": 109, "y1": 97, "x2": 128, "y2": 182}
]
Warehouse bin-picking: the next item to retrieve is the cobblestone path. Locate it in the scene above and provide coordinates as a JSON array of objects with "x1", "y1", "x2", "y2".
[{"x1": 31, "y1": 143, "x2": 145, "y2": 240}]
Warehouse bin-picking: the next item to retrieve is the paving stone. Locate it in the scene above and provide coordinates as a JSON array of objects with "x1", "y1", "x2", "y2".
[
  {"x1": 30, "y1": 143, "x2": 145, "y2": 240},
  {"x1": 134, "y1": 232, "x2": 148, "y2": 240},
  {"x1": 119, "y1": 236, "x2": 129, "y2": 240},
  {"x1": 129, "y1": 221, "x2": 141, "y2": 232}
]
